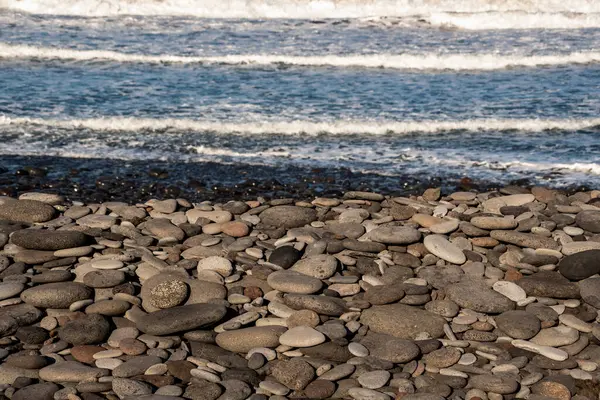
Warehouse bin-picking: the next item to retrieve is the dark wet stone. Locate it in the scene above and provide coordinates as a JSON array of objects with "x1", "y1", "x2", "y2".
[
  {"x1": 15, "y1": 326, "x2": 49, "y2": 344},
  {"x1": 136, "y1": 303, "x2": 227, "y2": 335},
  {"x1": 59, "y1": 314, "x2": 110, "y2": 345},
  {"x1": 268, "y1": 246, "x2": 301, "y2": 269},
  {"x1": 495, "y1": 310, "x2": 541, "y2": 339},
  {"x1": 10, "y1": 230, "x2": 88, "y2": 251},
  {"x1": 559, "y1": 250, "x2": 600, "y2": 281},
  {"x1": 517, "y1": 271, "x2": 580, "y2": 299}
]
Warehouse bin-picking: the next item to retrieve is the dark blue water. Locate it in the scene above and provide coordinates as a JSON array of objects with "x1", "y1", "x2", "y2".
[{"x1": 0, "y1": 7, "x2": 599, "y2": 187}]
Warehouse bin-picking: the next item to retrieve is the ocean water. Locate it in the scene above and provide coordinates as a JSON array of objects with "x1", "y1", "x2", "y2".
[{"x1": 0, "y1": 0, "x2": 599, "y2": 189}]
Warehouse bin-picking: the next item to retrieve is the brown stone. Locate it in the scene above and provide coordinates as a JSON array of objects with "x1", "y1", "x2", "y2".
[{"x1": 70, "y1": 346, "x2": 104, "y2": 364}]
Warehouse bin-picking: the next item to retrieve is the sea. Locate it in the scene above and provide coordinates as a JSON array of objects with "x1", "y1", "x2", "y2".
[{"x1": 1, "y1": 0, "x2": 599, "y2": 193}]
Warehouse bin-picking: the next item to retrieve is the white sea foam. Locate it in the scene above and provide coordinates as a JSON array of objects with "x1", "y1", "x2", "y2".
[
  {"x1": 2, "y1": 0, "x2": 600, "y2": 18},
  {"x1": 424, "y1": 12, "x2": 600, "y2": 30},
  {"x1": 2, "y1": 43, "x2": 600, "y2": 71},
  {"x1": 2, "y1": 115, "x2": 599, "y2": 135}
]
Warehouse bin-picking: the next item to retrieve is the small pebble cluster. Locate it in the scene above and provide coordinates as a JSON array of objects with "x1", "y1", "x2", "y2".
[{"x1": 1, "y1": 187, "x2": 600, "y2": 400}]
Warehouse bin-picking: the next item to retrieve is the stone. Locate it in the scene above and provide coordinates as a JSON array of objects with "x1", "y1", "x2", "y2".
[
  {"x1": 268, "y1": 246, "x2": 301, "y2": 269},
  {"x1": 423, "y1": 347, "x2": 461, "y2": 368},
  {"x1": 136, "y1": 303, "x2": 226, "y2": 335},
  {"x1": 39, "y1": 361, "x2": 108, "y2": 382},
  {"x1": 112, "y1": 378, "x2": 153, "y2": 399},
  {"x1": 279, "y1": 326, "x2": 326, "y2": 347},
  {"x1": 86, "y1": 299, "x2": 131, "y2": 316},
  {"x1": 283, "y1": 294, "x2": 348, "y2": 316},
  {"x1": 144, "y1": 218, "x2": 185, "y2": 240},
  {"x1": 0, "y1": 282, "x2": 24, "y2": 301},
  {"x1": 517, "y1": 271, "x2": 580, "y2": 299},
  {"x1": 216, "y1": 326, "x2": 287, "y2": 353},
  {"x1": 197, "y1": 256, "x2": 233, "y2": 277},
  {"x1": 446, "y1": 279, "x2": 515, "y2": 313},
  {"x1": 495, "y1": 310, "x2": 541, "y2": 339},
  {"x1": 360, "y1": 332, "x2": 420, "y2": 363},
  {"x1": 259, "y1": 206, "x2": 317, "y2": 228},
  {"x1": 468, "y1": 375, "x2": 519, "y2": 394},
  {"x1": 423, "y1": 235, "x2": 466, "y2": 264},
  {"x1": 20, "y1": 282, "x2": 93, "y2": 308},
  {"x1": 531, "y1": 326, "x2": 579, "y2": 347},
  {"x1": 15, "y1": 326, "x2": 48, "y2": 344},
  {"x1": 364, "y1": 285, "x2": 405, "y2": 305},
  {"x1": 492, "y1": 281, "x2": 527, "y2": 302},
  {"x1": 12, "y1": 382, "x2": 59, "y2": 400},
  {"x1": 10, "y1": 230, "x2": 88, "y2": 251},
  {"x1": 267, "y1": 270, "x2": 322, "y2": 294},
  {"x1": 361, "y1": 303, "x2": 446, "y2": 339},
  {"x1": 59, "y1": 314, "x2": 111, "y2": 344},
  {"x1": 304, "y1": 380, "x2": 336, "y2": 399},
  {"x1": 184, "y1": 381, "x2": 222, "y2": 400},
  {"x1": 470, "y1": 217, "x2": 518, "y2": 230},
  {"x1": 358, "y1": 370, "x2": 390, "y2": 389},
  {"x1": 149, "y1": 279, "x2": 188, "y2": 309},
  {"x1": 579, "y1": 277, "x2": 600, "y2": 308},
  {"x1": 576, "y1": 210, "x2": 600, "y2": 233},
  {"x1": 13, "y1": 250, "x2": 58, "y2": 264},
  {"x1": 83, "y1": 270, "x2": 126, "y2": 288},
  {"x1": 369, "y1": 226, "x2": 421, "y2": 244},
  {"x1": 77, "y1": 214, "x2": 116, "y2": 229},
  {"x1": 290, "y1": 254, "x2": 338, "y2": 279},
  {"x1": 490, "y1": 230, "x2": 559, "y2": 250},
  {"x1": 558, "y1": 250, "x2": 600, "y2": 281},
  {"x1": 271, "y1": 358, "x2": 315, "y2": 390},
  {"x1": 347, "y1": 388, "x2": 391, "y2": 400},
  {"x1": 0, "y1": 199, "x2": 56, "y2": 223},
  {"x1": 112, "y1": 356, "x2": 163, "y2": 378}
]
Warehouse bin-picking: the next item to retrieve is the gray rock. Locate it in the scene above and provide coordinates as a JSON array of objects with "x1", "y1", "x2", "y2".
[
  {"x1": 0, "y1": 315, "x2": 18, "y2": 337},
  {"x1": 364, "y1": 285, "x2": 405, "y2": 305},
  {"x1": 290, "y1": 254, "x2": 338, "y2": 279},
  {"x1": 39, "y1": 361, "x2": 108, "y2": 382},
  {"x1": 259, "y1": 206, "x2": 317, "y2": 228},
  {"x1": 300, "y1": 342, "x2": 353, "y2": 363},
  {"x1": 136, "y1": 303, "x2": 227, "y2": 335},
  {"x1": 267, "y1": 270, "x2": 322, "y2": 294},
  {"x1": 20, "y1": 282, "x2": 93, "y2": 308},
  {"x1": 490, "y1": 230, "x2": 559, "y2": 250},
  {"x1": 423, "y1": 347, "x2": 461, "y2": 368},
  {"x1": 271, "y1": 358, "x2": 314, "y2": 390},
  {"x1": 559, "y1": 250, "x2": 600, "y2": 281},
  {"x1": 495, "y1": 310, "x2": 541, "y2": 339},
  {"x1": 10, "y1": 230, "x2": 88, "y2": 251},
  {"x1": 0, "y1": 303, "x2": 43, "y2": 326},
  {"x1": 0, "y1": 199, "x2": 56, "y2": 223},
  {"x1": 0, "y1": 282, "x2": 24, "y2": 301},
  {"x1": 59, "y1": 314, "x2": 111, "y2": 344},
  {"x1": 360, "y1": 332, "x2": 420, "y2": 363},
  {"x1": 369, "y1": 226, "x2": 421, "y2": 244},
  {"x1": 13, "y1": 250, "x2": 58, "y2": 264},
  {"x1": 268, "y1": 246, "x2": 301, "y2": 269},
  {"x1": 0, "y1": 364, "x2": 40, "y2": 385},
  {"x1": 283, "y1": 294, "x2": 348, "y2": 316},
  {"x1": 12, "y1": 382, "x2": 59, "y2": 400},
  {"x1": 576, "y1": 210, "x2": 600, "y2": 233},
  {"x1": 112, "y1": 378, "x2": 153, "y2": 399},
  {"x1": 83, "y1": 270, "x2": 126, "y2": 288},
  {"x1": 112, "y1": 356, "x2": 163, "y2": 378},
  {"x1": 216, "y1": 326, "x2": 287, "y2": 353},
  {"x1": 184, "y1": 381, "x2": 222, "y2": 400},
  {"x1": 580, "y1": 277, "x2": 600, "y2": 308},
  {"x1": 361, "y1": 303, "x2": 446, "y2": 339},
  {"x1": 517, "y1": 271, "x2": 580, "y2": 299},
  {"x1": 468, "y1": 374, "x2": 519, "y2": 394},
  {"x1": 446, "y1": 279, "x2": 515, "y2": 313},
  {"x1": 417, "y1": 265, "x2": 464, "y2": 289},
  {"x1": 325, "y1": 222, "x2": 365, "y2": 239},
  {"x1": 144, "y1": 218, "x2": 185, "y2": 241}
]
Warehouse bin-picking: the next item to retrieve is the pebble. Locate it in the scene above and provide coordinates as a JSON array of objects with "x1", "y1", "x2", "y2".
[
  {"x1": 423, "y1": 235, "x2": 466, "y2": 264},
  {"x1": 279, "y1": 326, "x2": 326, "y2": 347}
]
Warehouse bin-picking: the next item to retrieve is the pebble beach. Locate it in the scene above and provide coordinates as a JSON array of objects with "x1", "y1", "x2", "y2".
[{"x1": 1, "y1": 187, "x2": 600, "y2": 400}]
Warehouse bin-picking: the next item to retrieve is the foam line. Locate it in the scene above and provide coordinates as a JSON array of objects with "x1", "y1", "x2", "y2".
[{"x1": 2, "y1": 44, "x2": 600, "y2": 71}]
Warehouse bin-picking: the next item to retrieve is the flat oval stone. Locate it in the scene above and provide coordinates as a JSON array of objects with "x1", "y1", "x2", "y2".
[
  {"x1": 471, "y1": 217, "x2": 518, "y2": 230},
  {"x1": 279, "y1": 326, "x2": 326, "y2": 347},
  {"x1": 369, "y1": 226, "x2": 421, "y2": 245},
  {"x1": 90, "y1": 259, "x2": 124, "y2": 270},
  {"x1": 490, "y1": 230, "x2": 559, "y2": 250},
  {"x1": 136, "y1": 303, "x2": 227, "y2": 335},
  {"x1": 424, "y1": 235, "x2": 466, "y2": 264},
  {"x1": 492, "y1": 281, "x2": 527, "y2": 302},
  {"x1": 216, "y1": 326, "x2": 287, "y2": 353},
  {"x1": 39, "y1": 361, "x2": 108, "y2": 383},
  {"x1": 361, "y1": 303, "x2": 446, "y2": 339},
  {"x1": 360, "y1": 332, "x2": 420, "y2": 363},
  {"x1": 446, "y1": 280, "x2": 515, "y2": 314},
  {"x1": 469, "y1": 375, "x2": 519, "y2": 394},
  {"x1": 576, "y1": 210, "x2": 600, "y2": 233},
  {"x1": 495, "y1": 310, "x2": 541, "y2": 339},
  {"x1": 83, "y1": 270, "x2": 126, "y2": 288},
  {"x1": 259, "y1": 206, "x2": 317, "y2": 228},
  {"x1": 0, "y1": 282, "x2": 25, "y2": 301},
  {"x1": 283, "y1": 294, "x2": 348, "y2": 316},
  {"x1": 531, "y1": 325, "x2": 579, "y2": 347},
  {"x1": 558, "y1": 250, "x2": 600, "y2": 281},
  {"x1": 20, "y1": 282, "x2": 93, "y2": 309},
  {"x1": 358, "y1": 370, "x2": 390, "y2": 389},
  {"x1": 59, "y1": 314, "x2": 111, "y2": 345},
  {"x1": 267, "y1": 270, "x2": 322, "y2": 294},
  {"x1": 197, "y1": 256, "x2": 233, "y2": 277},
  {"x1": 11, "y1": 230, "x2": 88, "y2": 251},
  {"x1": 348, "y1": 387, "x2": 391, "y2": 400},
  {"x1": 0, "y1": 199, "x2": 57, "y2": 223},
  {"x1": 290, "y1": 254, "x2": 338, "y2": 279}
]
